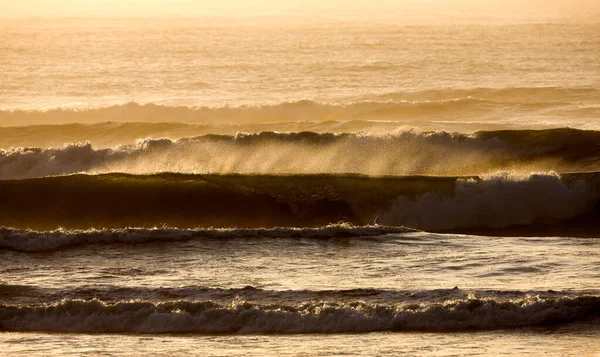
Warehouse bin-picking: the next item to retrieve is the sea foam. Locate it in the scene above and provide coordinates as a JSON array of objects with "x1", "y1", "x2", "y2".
[{"x1": 1, "y1": 295, "x2": 598, "y2": 333}]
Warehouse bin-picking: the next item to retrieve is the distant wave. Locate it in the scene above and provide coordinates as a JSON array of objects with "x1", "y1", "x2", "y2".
[
  {"x1": 1, "y1": 294, "x2": 598, "y2": 333},
  {"x1": 4, "y1": 128, "x2": 600, "y2": 179},
  {"x1": 0, "y1": 172, "x2": 598, "y2": 234},
  {"x1": 0, "y1": 98, "x2": 503, "y2": 126},
  {"x1": 362, "y1": 86, "x2": 599, "y2": 104},
  {"x1": 1, "y1": 86, "x2": 597, "y2": 127}
]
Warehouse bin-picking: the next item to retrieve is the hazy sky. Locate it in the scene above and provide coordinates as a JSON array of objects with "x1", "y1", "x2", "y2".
[{"x1": 2, "y1": 0, "x2": 599, "y2": 21}]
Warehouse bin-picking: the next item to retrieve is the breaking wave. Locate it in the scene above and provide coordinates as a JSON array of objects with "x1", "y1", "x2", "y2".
[
  {"x1": 0, "y1": 172, "x2": 598, "y2": 235},
  {"x1": 1, "y1": 294, "x2": 598, "y2": 333},
  {"x1": 3, "y1": 128, "x2": 600, "y2": 179},
  {"x1": 381, "y1": 172, "x2": 596, "y2": 231},
  {"x1": 0, "y1": 224, "x2": 413, "y2": 253}
]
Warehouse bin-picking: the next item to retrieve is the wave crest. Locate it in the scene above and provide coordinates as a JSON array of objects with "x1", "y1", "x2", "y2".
[
  {"x1": 3, "y1": 128, "x2": 600, "y2": 179},
  {"x1": 0, "y1": 224, "x2": 413, "y2": 253},
  {"x1": 1, "y1": 295, "x2": 598, "y2": 333},
  {"x1": 0, "y1": 92, "x2": 567, "y2": 126}
]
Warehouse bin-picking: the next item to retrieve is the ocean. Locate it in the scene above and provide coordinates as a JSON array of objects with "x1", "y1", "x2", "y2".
[{"x1": 1, "y1": 17, "x2": 599, "y2": 356}]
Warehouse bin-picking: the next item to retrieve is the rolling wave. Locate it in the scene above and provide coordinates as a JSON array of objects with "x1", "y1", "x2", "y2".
[
  {"x1": 1, "y1": 86, "x2": 597, "y2": 128},
  {"x1": 3, "y1": 128, "x2": 600, "y2": 179},
  {"x1": 3, "y1": 284, "x2": 594, "y2": 306},
  {"x1": 381, "y1": 172, "x2": 595, "y2": 231},
  {"x1": 363, "y1": 86, "x2": 599, "y2": 104},
  {"x1": 0, "y1": 98, "x2": 504, "y2": 126},
  {"x1": 0, "y1": 224, "x2": 413, "y2": 253},
  {"x1": 0, "y1": 172, "x2": 598, "y2": 234},
  {"x1": 1, "y1": 294, "x2": 598, "y2": 333}
]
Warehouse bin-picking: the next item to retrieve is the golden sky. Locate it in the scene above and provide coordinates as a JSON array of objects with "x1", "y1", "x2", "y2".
[{"x1": 1, "y1": 0, "x2": 598, "y2": 20}]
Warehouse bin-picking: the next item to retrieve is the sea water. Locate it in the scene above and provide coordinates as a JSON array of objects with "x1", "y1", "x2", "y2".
[{"x1": 1, "y1": 18, "x2": 599, "y2": 356}]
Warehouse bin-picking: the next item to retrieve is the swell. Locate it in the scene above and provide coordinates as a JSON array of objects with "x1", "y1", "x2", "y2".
[
  {"x1": 1, "y1": 294, "x2": 598, "y2": 333},
  {"x1": 1, "y1": 86, "x2": 597, "y2": 127},
  {"x1": 0, "y1": 172, "x2": 599, "y2": 235},
  {"x1": 0, "y1": 99, "x2": 503, "y2": 127},
  {"x1": 4, "y1": 128, "x2": 600, "y2": 179},
  {"x1": 363, "y1": 86, "x2": 599, "y2": 104}
]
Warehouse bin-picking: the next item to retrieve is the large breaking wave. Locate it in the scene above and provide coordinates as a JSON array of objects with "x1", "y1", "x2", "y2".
[
  {"x1": 0, "y1": 172, "x2": 598, "y2": 235},
  {"x1": 2, "y1": 126, "x2": 600, "y2": 234},
  {"x1": 381, "y1": 172, "x2": 595, "y2": 231},
  {"x1": 3, "y1": 128, "x2": 600, "y2": 179}
]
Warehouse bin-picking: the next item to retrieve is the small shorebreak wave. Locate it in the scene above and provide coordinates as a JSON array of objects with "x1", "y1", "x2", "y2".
[
  {"x1": 0, "y1": 224, "x2": 413, "y2": 253},
  {"x1": 1, "y1": 293, "x2": 598, "y2": 333}
]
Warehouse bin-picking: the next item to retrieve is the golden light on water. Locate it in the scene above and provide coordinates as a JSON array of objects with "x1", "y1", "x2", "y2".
[
  {"x1": 1, "y1": 0, "x2": 598, "y2": 21},
  {"x1": 1, "y1": 0, "x2": 600, "y2": 353}
]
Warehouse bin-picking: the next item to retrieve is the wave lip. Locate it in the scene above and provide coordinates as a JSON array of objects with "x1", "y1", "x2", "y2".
[
  {"x1": 1, "y1": 295, "x2": 598, "y2": 333},
  {"x1": 0, "y1": 224, "x2": 414, "y2": 253},
  {"x1": 5, "y1": 128, "x2": 600, "y2": 180}
]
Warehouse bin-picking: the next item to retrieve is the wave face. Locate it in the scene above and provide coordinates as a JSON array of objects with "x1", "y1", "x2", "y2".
[
  {"x1": 1, "y1": 293, "x2": 598, "y2": 333},
  {"x1": 0, "y1": 172, "x2": 598, "y2": 234},
  {"x1": 3, "y1": 128, "x2": 600, "y2": 179}
]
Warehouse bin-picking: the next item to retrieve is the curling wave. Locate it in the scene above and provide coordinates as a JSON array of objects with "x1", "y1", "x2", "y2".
[{"x1": 0, "y1": 172, "x2": 598, "y2": 235}]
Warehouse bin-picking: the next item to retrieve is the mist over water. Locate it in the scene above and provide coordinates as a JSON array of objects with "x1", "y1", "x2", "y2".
[{"x1": 4, "y1": 128, "x2": 600, "y2": 180}]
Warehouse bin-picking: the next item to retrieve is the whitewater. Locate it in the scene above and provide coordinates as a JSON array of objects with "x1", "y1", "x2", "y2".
[{"x1": 1, "y1": 17, "x2": 600, "y2": 356}]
